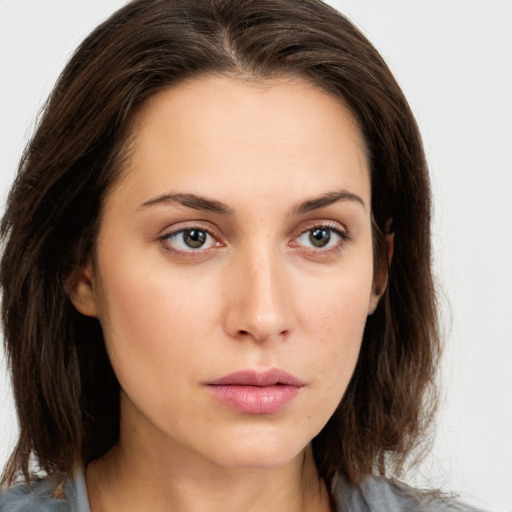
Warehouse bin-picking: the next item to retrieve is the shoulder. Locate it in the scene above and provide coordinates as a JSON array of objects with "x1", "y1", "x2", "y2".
[
  {"x1": 0, "y1": 476, "x2": 70, "y2": 512},
  {"x1": 0, "y1": 469, "x2": 88, "y2": 512},
  {"x1": 335, "y1": 474, "x2": 487, "y2": 512}
]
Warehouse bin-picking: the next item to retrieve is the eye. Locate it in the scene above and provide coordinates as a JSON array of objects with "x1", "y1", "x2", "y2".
[
  {"x1": 161, "y1": 228, "x2": 219, "y2": 252},
  {"x1": 295, "y1": 225, "x2": 348, "y2": 251}
]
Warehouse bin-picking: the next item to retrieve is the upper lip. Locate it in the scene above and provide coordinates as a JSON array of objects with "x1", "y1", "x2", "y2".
[{"x1": 207, "y1": 368, "x2": 304, "y2": 387}]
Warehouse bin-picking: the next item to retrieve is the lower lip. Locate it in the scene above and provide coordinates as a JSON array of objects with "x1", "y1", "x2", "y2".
[{"x1": 206, "y1": 384, "x2": 301, "y2": 414}]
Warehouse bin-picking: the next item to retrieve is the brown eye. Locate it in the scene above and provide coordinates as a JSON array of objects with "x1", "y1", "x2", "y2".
[
  {"x1": 161, "y1": 227, "x2": 218, "y2": 252},
  {"x1": 295, "y1": 225, "x2": 348, "y2": 252},
  {"x1": 309, "y1": 228, "x2": 331, "y2": 247},
  {"x1": 183, "y1": 229, "x2": 207, "y2": 248}
]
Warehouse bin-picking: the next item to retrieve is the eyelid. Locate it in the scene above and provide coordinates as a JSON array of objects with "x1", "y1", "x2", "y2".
[
  {"x1": 293, "y1": 219, "x2": 350, "y2": 239},
  {"x1": 155, "y1": 219, "x2": 351, "y2": 258},
  {"x1": 289, "y1": 220, "x2": 351, "y2": 252},
  {"x1": 158, "y1": 220, "x2": 224, "y2": 256},
  {"x1": 157, "y1": 219, "x2": 221, "y2": 237}
]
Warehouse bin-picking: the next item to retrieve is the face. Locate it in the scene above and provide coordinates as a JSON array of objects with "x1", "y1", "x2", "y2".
[{"x1": 72, "y1": 76, "x2": 382, "y2": 470}]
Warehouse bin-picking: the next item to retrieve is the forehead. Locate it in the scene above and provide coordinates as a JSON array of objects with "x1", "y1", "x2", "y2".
[
  {"x1": 112, "y1": 75, "x2": 370, "y2": 209},
  {"x1": 133, "y1": 75, "x2": 365, "y2": 155}
]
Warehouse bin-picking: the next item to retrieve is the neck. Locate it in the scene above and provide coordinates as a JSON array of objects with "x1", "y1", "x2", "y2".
[{"x1": 86, "y1": 437, "x2": 331, "y2": 512}]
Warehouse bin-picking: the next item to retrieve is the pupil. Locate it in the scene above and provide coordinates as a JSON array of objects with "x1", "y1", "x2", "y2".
[
  {"x1": 184, "y1": 229, "x2": 206, "y2": 248},
  {"x1": 310, "y1": 228, "x2": 330, "y2": 247}
]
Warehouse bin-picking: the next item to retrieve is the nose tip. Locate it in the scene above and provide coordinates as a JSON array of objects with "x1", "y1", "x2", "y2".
[{"x1": 223, "y1": 255, "x2": 294, "y2": 343}]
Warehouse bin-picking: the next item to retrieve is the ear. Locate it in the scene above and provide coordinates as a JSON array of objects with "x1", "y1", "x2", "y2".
[
  {"x1": 368, "y1": 231, "x2": 394, "y2": 315},
  {"x1": 68, "y1": 261, "x2": 99, "y2": 317}
]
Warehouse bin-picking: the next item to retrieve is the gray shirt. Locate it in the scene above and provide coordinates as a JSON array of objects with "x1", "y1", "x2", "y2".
[{"x1": 0, "y1": 467, "x2": 484, "y2": 512}]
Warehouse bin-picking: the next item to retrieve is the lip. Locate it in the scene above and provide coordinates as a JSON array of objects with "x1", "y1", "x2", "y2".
[{"x1": 206, "y1": 369, "x2": 304, "y2": 414}]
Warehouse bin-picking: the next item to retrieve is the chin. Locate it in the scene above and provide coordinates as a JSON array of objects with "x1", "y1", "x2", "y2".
[{"x1": 199, "y1": 429, "x2": 312, "y2": 470}]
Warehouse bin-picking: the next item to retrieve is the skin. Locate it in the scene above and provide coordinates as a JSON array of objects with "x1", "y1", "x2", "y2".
[{"x1": 72, "y1": 76, "x2": 386, "y2": 512}]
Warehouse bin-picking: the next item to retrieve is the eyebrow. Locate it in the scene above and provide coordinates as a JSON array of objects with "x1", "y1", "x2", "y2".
[
  {"x1": 290, "y1": 190, "x2": 366, "y2": 215},
  {"x1": 138, "y1": 189, "x2": 365, "y2": 216},
  {"x1": 138, "y1": 193, "x2": 234, "y2": 215}
]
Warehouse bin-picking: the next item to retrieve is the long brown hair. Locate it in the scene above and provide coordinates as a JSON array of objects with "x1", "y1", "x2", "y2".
[{"x1": 1, "y1": 0, "x2": 439, "y2": 493}]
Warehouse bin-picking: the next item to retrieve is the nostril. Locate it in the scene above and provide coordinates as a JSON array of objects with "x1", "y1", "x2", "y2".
[{"x1": 237, "y1": 329, "x2": 287, "y2": 339}]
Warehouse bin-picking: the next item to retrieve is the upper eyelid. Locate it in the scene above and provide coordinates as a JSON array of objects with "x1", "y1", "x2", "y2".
[
  {"x1": 159, "y1": 220, "x2": 220, "y2": 238},
  {"x1": 295, "y1": 219, "x2": 349, "y2": 236},
  {"x1": 161, "y1": 227, "x2": 215, "y2": 240},
  {"x1": 156, "y1": 218, "x2": 350, "y2": 243}
]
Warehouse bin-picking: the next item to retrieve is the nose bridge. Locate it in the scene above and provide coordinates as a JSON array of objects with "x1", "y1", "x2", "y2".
[{"x1": 224, "y1": 240, "x2": 293, "y2": 342}]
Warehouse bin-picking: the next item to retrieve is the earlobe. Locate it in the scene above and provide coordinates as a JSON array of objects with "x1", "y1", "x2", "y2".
[{"x1": 68, "y1": 262, "x2": 99, "y2": 318}]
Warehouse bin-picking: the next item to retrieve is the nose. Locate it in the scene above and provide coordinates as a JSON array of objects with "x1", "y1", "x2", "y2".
[{"x1": 223, "y1": 248, "x2": 295, "y2": 343}]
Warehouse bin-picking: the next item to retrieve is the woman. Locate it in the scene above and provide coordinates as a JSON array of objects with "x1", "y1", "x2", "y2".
[{"x1": 0, "y1": 0, "x2": 482, "y2": 510}]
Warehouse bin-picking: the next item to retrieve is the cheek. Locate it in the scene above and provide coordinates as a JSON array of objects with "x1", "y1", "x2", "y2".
[
  {"x1": 93, "y1": 251, "x2": 220, "y2": 395},
  {"x1": 304, "y1": 268, "x2": 372, "y2": 374},
  {"x1": 298, "y1": 261, "x2": 373, "y2": 341}
]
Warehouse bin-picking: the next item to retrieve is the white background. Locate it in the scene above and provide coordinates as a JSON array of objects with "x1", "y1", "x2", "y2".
[{"x1": 0, "y1": 1, "x2": 511, "y2": 510}]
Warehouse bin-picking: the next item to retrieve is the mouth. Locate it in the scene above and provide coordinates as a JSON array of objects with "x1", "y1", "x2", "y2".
[{"x1": 205, "y1": 368, "x2": 304, "y2": 414}]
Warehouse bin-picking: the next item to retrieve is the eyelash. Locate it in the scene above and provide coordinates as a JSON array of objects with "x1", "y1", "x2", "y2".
[
  {"x1": 159, "y1": 222, "x2": 222, "y2": 257},
  {"x1": 292, "y1": 221, "x2": 351, "y2": 255},
  {"x1": 158, "y1": 221, "x2": 351, "y2": 257}
]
